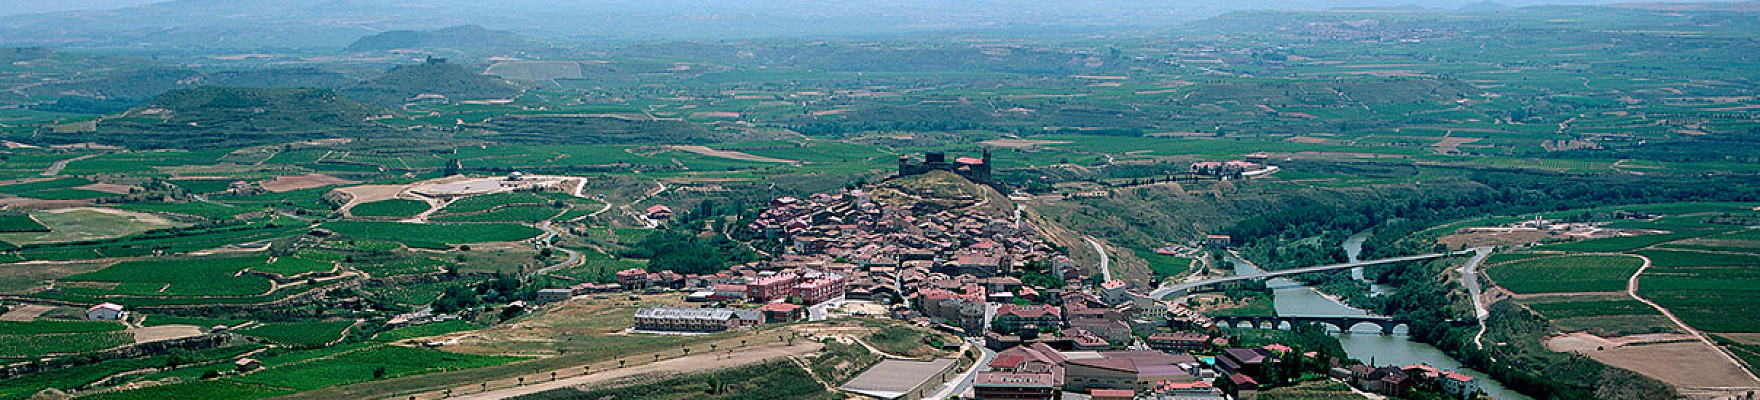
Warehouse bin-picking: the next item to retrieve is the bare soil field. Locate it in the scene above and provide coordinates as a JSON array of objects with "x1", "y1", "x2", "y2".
[
  {"x1": 0, "y1": 261, "x2": 113, "y2": 294},
  {"x1": 666, "y1": 145, "x2": 799, "y2": 164},
  {"x1": 979, "y1": 139, "x2": 1071, "y2": 149},
  {"x1": 1547, "y1": 332, "x2": 1760, "y2": 389},
  {"x1": 130, "y1": 325, "x2": 204, "y2": 343},
  {"x1": 262, "y1": 173, "x2": 359, "y2": 192},
  {"x1": 0, "y1": 304, "x2": 53, "y2": 321},
  {"x1": 1437, "y1": 229, "x2": 1554, "y2": 249},
  {"x1": 332, "y1": 185, "x2": 410, "y2": 212},
  {"x1": 73, "y1": 183, "x2": 136, "y2": 195},
  {"x1": 1432, "y1": 137, "x2": 1482, "y2": 154}
]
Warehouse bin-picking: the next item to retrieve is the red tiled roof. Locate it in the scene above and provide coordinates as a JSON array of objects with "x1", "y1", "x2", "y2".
[
  {"x1": 997, "y1": 304, "x2": 1061, "y2": 319},
  {"x1": 757, "y1": 302, "x2": 801, "y2": 312}
]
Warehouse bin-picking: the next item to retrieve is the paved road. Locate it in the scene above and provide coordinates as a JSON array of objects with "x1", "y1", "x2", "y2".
[
  {"x1": 1085, "y1": 237, "x2": 1112, "y2": 282},
  {"x1": 42, "y1": 154, "x2": 95, "y2": 176},
  {"x1": 926, "y1": 340, "x2": 996, "y2": 400},
  {"x1": 1459, "y1": 247, "x2": 1492, "y2": 349},
  {"x1": 1151, "y1": 251, "x2": 1464, "y2": 299},
  {"x1": 530, "y1": 221, "x2": 582, "y2": 276}
]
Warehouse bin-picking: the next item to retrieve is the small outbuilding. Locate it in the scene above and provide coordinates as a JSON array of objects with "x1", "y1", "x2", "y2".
[{"x1": 85, "y1": 302, "x2": 126, "y2": 321}]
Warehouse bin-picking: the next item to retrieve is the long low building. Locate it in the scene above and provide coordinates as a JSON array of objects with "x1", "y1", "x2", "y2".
[{"x1": 633, "y1": 306, "x2": 764, "y2": 333}]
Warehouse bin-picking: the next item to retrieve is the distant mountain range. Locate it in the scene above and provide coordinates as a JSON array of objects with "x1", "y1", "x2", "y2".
[
  {"x1": 3, "y1": 0, "x2": 1727, "y2": 52},
  {"x1": 344, "y1": 25, "x2": 558, "y2": 58}
]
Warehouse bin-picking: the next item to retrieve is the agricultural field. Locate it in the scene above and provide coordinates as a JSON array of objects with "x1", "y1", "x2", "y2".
[
  {"x1": 430, "y1": 204, "x2": 562, "y2": 223},
  {"x1": 436, "y1": 192, "x2": 549, "y2": 214},
  {"x1": 1485, "y1": 254, "x2": 1643, "y2": 294},
  {"x1": 56, "y1": 255, "x2": 277, "y2": 297},
  {"x1": 9, "y1": 217, "x2": 310, "y2": 262},
  {"x1": 0, "y1": 213, "x2": 48, "y2": 233},
  {"x1": 1520, "y1": 296, "x2": 1675, "y2": 336},
  {"x1": 347, "y1": 198, "x2": 430, "y2": 218},
  {"x1": 251, "y1": 251, "x2": 341, "y2": 276},
  {"x1": 1636, "y1": 245, "x2": 1760, "y2": 333},
  {"x1": 107, "y1": 201, "x2": 248, "y2": 221},
  {"x1": 0, "y1": 344, "x2": 263, "y2": 399},
  {"x1": 0, "y1": 178, "x2": 114, "y2": 200},
  {"x1": 169, "y1": 179, "x2": 242, "y2": 194},
  {"x1": 237, "y1": 320, "x2": 356, "y2": 347},
  {"x1": 0, "y1": 208, "x2": 183, "y2": 245},
  {"x1": 319, "y1": 221, "x2": 541, "y2": 246},
  {"x1": 0, "y1": 330, "x2": 131, "y2": 357}
]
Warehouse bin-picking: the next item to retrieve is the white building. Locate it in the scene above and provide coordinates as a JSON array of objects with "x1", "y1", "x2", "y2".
[{"x1": 85, "y1": 302, "x2": 126, "y2": 320}]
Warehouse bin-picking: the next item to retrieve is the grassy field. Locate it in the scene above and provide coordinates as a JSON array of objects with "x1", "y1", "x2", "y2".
[
  {"x1": 864, "y1": 325, "x2": 950, "y2": 358},
  {"x1": 348, "y1": 199, "x2": 430, "y2": 218},
  {"x1": 78, "y1": 381, "x2": 291, "y2": 400},
  {"x1": 508, "y1": 359, "x2": 840, "y2": 400},
  {"x1": 237, "y1": 320, "x2": 355, "y2": 347},
  {"x1": 109, "y1": 202, "x2": 248, "y2": 221},
  {"x1": 319, "y1": 221, "x2": 541, "y2": 246},
  {"x1": 227, "y1": 345, "x2": 524, "y2": 391},
  {"x1": 370, "y1": 321, "x2": 483, "y2": 342},
  {"x1": 0, "y1": 208, "x2": 184, "y2": 245},
  {"x1": 1135, "y1": 248, "x2": 1195, "y2": 279},
  {"x1": 1486, "y1": 254, "x2": 1643, "y2": 294}
]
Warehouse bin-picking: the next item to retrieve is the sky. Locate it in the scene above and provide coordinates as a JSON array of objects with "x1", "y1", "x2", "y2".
[{"x1": 0, "y1": 0, "x2": 165, "y2": 17}]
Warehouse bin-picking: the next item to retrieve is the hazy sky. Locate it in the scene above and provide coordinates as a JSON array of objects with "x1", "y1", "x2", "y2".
[{"x1": 0, "y1": 0, "x2": 165, "y2": 17}]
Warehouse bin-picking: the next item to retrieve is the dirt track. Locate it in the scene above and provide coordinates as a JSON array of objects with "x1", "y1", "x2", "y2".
[
  {"x1": 666, "y1": 145, "x2": 799, "y2": 164},
  {"x1": 432, "y1": 340, "x2": 824, "y2": 400},
  {"x1": 261, "y1": 173, "x2": 359, "y2": 192}
]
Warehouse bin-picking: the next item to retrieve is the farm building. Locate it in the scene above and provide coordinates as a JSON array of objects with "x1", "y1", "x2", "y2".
[
  {"x1": 645, "y1": 205, "x2": 673, "y2": 220},
  {"x1": 85, "y1": 302, "x2": 126, "y2": 320},
  {"x1": 534, "y1": 288, "x2": 574, "y2": 303},
  {"x1": 632, "y1": 306, "x2": 764, "y2": 333}
]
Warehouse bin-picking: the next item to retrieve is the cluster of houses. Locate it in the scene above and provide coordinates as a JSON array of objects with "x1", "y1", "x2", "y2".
[
  {"x1": 971, "y1": 341, "x2": 1290, "y2": 400},
  {"x1": 1330, "y1": 362, "x2": 1479, "y2": 399},
  {"x1": 604, "y1": 183, "x2": 1486, "y2": 399}
]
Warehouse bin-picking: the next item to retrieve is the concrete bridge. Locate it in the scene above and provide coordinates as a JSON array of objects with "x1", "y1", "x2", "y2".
[
  {"x1": 1212, "y1": 315, "x2": 1410, "y2": 335},
  {"x1": 1151, "y1": 250, "x2": 1468, "y2": 299}
]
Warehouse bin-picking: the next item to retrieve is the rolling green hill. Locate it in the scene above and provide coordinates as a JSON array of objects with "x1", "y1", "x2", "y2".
[
  {"x1": 339, "y1": 60, "x2": 523, "y2": 107},
  {"x1": 43, "y1": 87, "x2": 384, "y2": 149}
]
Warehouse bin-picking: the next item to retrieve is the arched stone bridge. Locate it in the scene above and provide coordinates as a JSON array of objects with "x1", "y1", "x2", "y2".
[{"x1": 1211, "y1": 315, "x2": 1410, "y2": 335}]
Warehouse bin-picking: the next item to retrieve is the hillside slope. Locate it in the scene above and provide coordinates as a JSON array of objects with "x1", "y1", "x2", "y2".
[
  {"x1": 339, "y1": 60, "x2": 522, "y2": 107},
  {"x1": 42, "y1": 87, "x2": 384, "y2": 149}
]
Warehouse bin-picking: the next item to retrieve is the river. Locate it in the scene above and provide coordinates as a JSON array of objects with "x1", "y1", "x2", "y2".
[{"x1": 1228, "y1": 236, "x2": 1531, "y2": 400}]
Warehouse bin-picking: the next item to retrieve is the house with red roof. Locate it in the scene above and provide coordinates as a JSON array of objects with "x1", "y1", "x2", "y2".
[{"x1": 994, "y1": 304, "x2": 1063, "y2": 333}]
